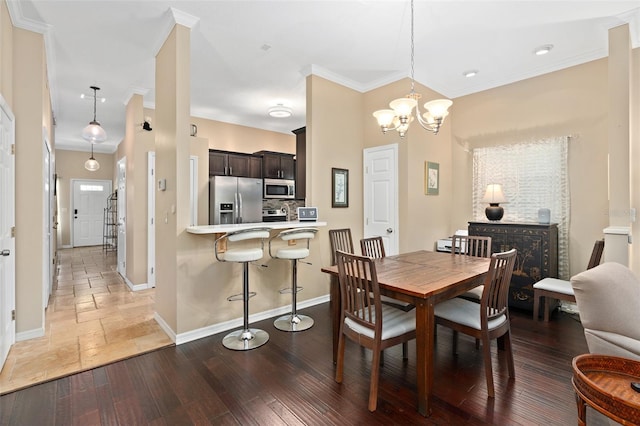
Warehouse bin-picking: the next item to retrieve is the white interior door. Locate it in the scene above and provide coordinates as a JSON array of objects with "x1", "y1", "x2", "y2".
[
  {"x1": 72, "y1": 180, "x2": 112, "y2": 247},
  {"x1": 147, "y1": 152, "x2": 155, "y2": 287},
  {"x1": 0, "y1": 94, "x2": 15, "y2": 370},
  {"x1": 117, "y1": 158, "x2": 126, "y2": 276},
  {"x1": 43, "y1": 136, "x2": 52, "y2": 308},
  {"x1": 363, "y1": 143, "x2": 399, "y2": 255}
]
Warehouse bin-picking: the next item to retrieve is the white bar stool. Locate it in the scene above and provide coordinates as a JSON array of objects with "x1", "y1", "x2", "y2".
[
  {"x1": 215, "y1": 227, "x2": 271, "y2": 350},
  {"x1": 269, "y1": 227, "x2": 318, "y2": 332}
]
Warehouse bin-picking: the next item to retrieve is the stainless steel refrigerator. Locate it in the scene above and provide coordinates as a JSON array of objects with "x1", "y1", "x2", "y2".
[{"x1": 209, "y1": 176, "x2": 263, "y2": 225}]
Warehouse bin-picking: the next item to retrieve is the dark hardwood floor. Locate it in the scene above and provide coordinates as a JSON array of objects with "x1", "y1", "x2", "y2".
[{"x1": 0, "y1": 303, "x2": 609, "y2": 425}]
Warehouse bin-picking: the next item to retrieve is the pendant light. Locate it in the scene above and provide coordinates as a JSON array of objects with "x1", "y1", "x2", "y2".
[
  {"x1": 82, "y1": 86, "x2": 107, "y2": 143},
  {"x1": 372, "y1": 0, "x2": 452, "y2": 137},
  {"x1": 85, "y1": 143, "x2": 100, "y2": 171}
]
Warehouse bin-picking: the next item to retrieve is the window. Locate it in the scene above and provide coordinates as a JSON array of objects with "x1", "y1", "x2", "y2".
[
  {"x1": 80, "y1": 184, "x2": 105, "y2": 192},
  {"x1": 473, "y1": 137, "x2": 570, "y2": 278}
]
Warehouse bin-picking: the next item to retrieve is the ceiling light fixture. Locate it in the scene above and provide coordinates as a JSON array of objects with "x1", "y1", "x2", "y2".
[
  {"x1": 463, "y1": 70, "x2": 479, "y2": 78},
  {"x1": 534, "y1": 44, "x2": 553, "y2": 56},
  {"x1": 268, "y1": 104, "x2": 292, "y2": 118},
  {"x1": 373, "y1": 0, "x2": 452, "y2": 138},
  {"x1": 81, "y1": 85, "x2": 107, "y2": 143},
  {"x1": 84, "y1": 143, "x2": 100, "y2": 171}
]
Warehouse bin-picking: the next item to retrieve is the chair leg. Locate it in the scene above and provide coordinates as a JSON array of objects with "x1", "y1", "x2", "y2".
[
  {"x1": 503, "y1": 330, "x2": 515, "y2": 378},
  {"x1": 335, "y1": 330, "x2": 346, "y2": 383},
  {"x1": 481, "y1": 333, "x2": 495, "y2": 398},
  {"x1": 274, "y1": 259, "x2": 314, "y2": 332},
  {"x1": 533, "y1": 291, "x2": 540, "y2": 321},
  {"x1": 402, "y1": 342, "x2": 408, "y2": 360},
  {"x1": 544, "y1": 298, "x2": 551, "y2": 322},
  {"x1": 368, "y1": 349, "x2": 382, "y2": 412},
  {"x1": 452, "y1": 330, "x2": 458, "y2": 355},
  {"x1": 222, "y1": 262, "x2": 269, "y2": 351}
]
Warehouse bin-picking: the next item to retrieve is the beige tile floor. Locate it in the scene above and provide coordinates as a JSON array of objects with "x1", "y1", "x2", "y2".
[{"x1": 0, "y1": 246, "x2": 173, "y2": 395}]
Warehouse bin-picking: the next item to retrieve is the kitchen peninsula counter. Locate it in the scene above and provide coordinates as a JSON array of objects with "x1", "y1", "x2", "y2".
[{"x1": 186, "y1": 221, "x2": 327, "y2": 234}]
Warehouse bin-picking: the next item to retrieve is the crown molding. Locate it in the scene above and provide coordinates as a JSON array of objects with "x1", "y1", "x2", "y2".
[{"x1": 151, "y1": 7, "x2": 200, "y2": 58}]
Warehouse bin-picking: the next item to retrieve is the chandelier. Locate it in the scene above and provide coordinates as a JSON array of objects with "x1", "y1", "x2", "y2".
[
  {"x1": 82, "y1": 86, "x2": 107, "y2": 143},
  {"x1": 373, "y1": 0, "x2": 452, "y2": 137}
]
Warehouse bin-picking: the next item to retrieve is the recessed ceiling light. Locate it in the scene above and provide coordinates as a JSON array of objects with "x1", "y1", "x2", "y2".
[
  {"x1": 463, "y1": 70, "x2": 479, "y2": 78},
  {"x1": 268, "y1": 104, "x2": 292, "y2": 118},
  {"x1": 534, "y1": 44, "x2": 553, "y2": 56}
]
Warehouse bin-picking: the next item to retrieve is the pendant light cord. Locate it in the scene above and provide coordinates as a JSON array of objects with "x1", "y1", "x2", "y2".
[{"x1": 410, "y1": 0, "x2": 415, "y2": 95}]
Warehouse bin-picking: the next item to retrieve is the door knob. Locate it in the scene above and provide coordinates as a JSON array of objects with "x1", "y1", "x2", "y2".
[
  {"x1": 1, "y1": 249, "x2": 10, "y2": 256},
  {"x1": 386, "y1": 228, "x2": 393, "y2": 233}
]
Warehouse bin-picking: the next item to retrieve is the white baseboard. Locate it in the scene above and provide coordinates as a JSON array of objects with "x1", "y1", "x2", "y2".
[
  {"x1": 16, "y1": 327, "x2": 45, "y2": 342},
  {"x1": 122, "y1": 274, "x2": 152, "y2": 292},
  {"x1": 173, "y1": 294, "x2": 330, "y2": 345},
  {"x1": 153, "y1": 312, "x2": 177, "y2": 343}
]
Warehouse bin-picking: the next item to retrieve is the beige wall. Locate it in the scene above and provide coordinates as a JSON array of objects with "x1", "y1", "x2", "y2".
[
  {"x1": 55, "y1": 150, "x2": 115, "y2": 247},
  {"x1": 117, "y1": 94, "x2": 155, "y2": 285},
  {"x1": 307, "y1": 74, "x2": 364, "y2": 277},
  {"x1": 631, "y1": 48, "x2": 640, "y2": 272},
  {"x1": 1, "y1": 0, "x2": 12, "y2": 103},
  {"x1": 451, "y1": 58, "x2": 611, "y2": 277},
  {"x1": 13, "y1": 27, "x2": 52, "y2": 334}
]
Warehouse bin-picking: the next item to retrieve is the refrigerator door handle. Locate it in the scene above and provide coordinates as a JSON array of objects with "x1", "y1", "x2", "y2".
[
  {"x1": 234, "y1": 192, "x2": 239, "y2": 223},
  {"x1": 238, "y1": 193, "x2": 243, "y2": 223}
]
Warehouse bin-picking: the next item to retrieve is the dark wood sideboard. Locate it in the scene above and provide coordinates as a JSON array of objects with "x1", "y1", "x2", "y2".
[{"x1": 468, "y1": 221, "x2": 558, "y2": 312}]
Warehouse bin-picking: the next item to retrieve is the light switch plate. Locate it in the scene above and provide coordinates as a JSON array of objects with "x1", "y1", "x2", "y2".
[{"x1": 297, "y1": 207, "x2": 318, "y2": 221}]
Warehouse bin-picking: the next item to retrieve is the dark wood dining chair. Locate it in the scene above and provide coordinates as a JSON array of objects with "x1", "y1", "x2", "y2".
[
  {"x1": 360, "y1": 236, "x2": 413, "y2": 360},
  {"x1": 453, "y1": 235, "x2": 492, "y2": 301},
  {"x1": 360, "y1": 236, "x2": 386, "y2": 258},
  {"x1": 334, "y1": 250, "x2": 417, "y2": 412},
  {"x1": 361, "y1": 236, "x2": 414, "y2": 311},
  {"x1": 533, "y1": 239, "x2": 604, "y2": 321},
  {"x1": 329, "y1": 228, "x2": 354, "y2": 265},
  {"x1": 435, "y1": 248, "x2": 517, "y2": 398},
  {"x1": 328, "y1": 228, "x2": 355, "y2": 363}
]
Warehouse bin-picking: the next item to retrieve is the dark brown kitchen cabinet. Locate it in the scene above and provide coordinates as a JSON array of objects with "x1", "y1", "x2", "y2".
[
  {"x1": 255, "y1": 151, "x2": 295, "y2": 180},
  {"x1": 208, "y1": 150, "x2": 261, "y2": 178},
  {"x1": 293, "y1": 126, "x2": 306, "y2": 199},
  {"x1": 468, "y1": 221, "x2": 558, "y2": 312}
]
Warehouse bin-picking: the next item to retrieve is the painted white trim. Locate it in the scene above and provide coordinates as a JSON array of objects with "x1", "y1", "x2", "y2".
[
  {"x1": 121, "y1": 274, "x2": 151, "y2": 292},
  {"x1": 16, "y1": 327, "x2": 45, "y2": 342},
  {"x1": 173, "y1": 294, "x2": 330, "y2": 345},
  {"x1": 147, "y1": 152, "x2": 156, "y2": 288},
  {"x1": 153, "y1": 312, "x2": 177, "y2": 343}
]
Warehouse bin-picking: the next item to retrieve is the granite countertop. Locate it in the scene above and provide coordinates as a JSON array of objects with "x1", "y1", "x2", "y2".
[{"x1": 186, "y1": 221, "x2": 327, "y2": 234}]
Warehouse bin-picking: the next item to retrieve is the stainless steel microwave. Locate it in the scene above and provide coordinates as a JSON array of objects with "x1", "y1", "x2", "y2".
[{"x1": 264, "y1": 178, "x2": 295, "y2": 199}]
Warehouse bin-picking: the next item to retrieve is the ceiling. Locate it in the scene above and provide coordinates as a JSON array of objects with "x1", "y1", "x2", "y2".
[{"x1": 8, "y1": 1, "x2": 640, "y2": 154}]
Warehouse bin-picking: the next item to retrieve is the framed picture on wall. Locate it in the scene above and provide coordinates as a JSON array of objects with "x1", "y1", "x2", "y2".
[
  {"x1": 425, "y1": 161, "x2": 439, "y2": 195},
  {"x1": 332, "y1": 168, "x2": 349, "y2": 208}
]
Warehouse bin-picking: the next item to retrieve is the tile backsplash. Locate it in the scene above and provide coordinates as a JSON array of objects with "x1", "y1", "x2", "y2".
[{"x1": 263, "y1": 199, "x2": 306, "y2": 221}]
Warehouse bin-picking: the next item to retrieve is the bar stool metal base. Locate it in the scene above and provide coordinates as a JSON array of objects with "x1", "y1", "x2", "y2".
[
  {"x1": 222, "y1": 328, "x2": 269, "y2": 351},
  {"x1": 274, "y1": 313, "x2": 314, "y2": 332}
]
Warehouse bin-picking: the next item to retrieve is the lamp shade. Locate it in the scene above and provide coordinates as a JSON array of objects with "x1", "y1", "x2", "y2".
[
  {"x1": 423, "y1": 99, "x2": 453, "y2": 119},
  {"x1": 85, "y1": 157, "x2": 100, "y2": 171},
  {"x1": 82, "y1": 121, "x2": 107, "y2": 143},
  {"x1": 482, "y1": 184, "x2": 507, "y2": 204},
  {"x1": 389, "y1": 97, "x2": 417, "y2": 117}
]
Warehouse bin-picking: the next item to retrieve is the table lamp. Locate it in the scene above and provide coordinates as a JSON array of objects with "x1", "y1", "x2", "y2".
[{"x1": 482, "y1": 184, "x2": 507, "y2": 221}]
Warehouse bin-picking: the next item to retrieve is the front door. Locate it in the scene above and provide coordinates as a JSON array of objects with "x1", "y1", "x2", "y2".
[
  {"x1": 0, "y1": 94, "x2": 16, "y2": 370},
  {"x1": 72, "y1": 179, "x2": 112, "y2": 247},
  {"x1": 363, "y1": 143, "x2": 399, "y2": 255}
]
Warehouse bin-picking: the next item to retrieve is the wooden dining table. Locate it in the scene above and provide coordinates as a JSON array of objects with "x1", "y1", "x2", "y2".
[{"x1": 321, "y1": 250, "x2": 491, "y2": 417}]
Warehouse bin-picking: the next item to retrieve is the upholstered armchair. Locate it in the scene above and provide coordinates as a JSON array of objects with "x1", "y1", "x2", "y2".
[{"x1": 571, "y1": 262, "x2": 640, "y2": 360}]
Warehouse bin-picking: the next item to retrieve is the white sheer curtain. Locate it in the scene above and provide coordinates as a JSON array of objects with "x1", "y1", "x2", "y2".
[{"x1": 472, "y1": 137, "x2": 570, "y2": 279}]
